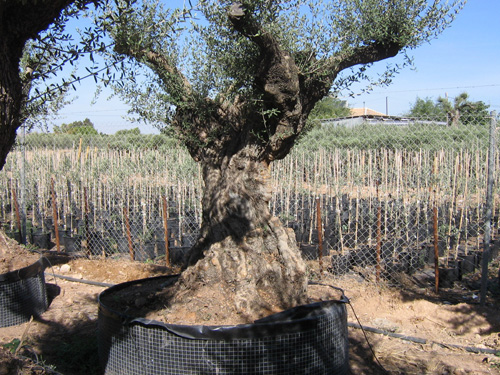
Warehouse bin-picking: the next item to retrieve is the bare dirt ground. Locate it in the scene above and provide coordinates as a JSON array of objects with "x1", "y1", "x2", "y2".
[{"x1": 1, "y1": 231, "x2": 500, "y2": 375}]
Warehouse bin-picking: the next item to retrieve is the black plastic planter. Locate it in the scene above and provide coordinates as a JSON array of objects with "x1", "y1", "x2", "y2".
[
  {"x1": 63, "y1": 234, "x2": 82, "y2": 253},
  {"x1": 31, "y1": 231, "x2": 51, "y2": 249},
  {"x1": 98, "y1": 276, "x2": 349, "y2": 375},
  {"x1": 135, "y1": 241, "x2": 156, "y2": 261},
  {"x1": 439, "y1": 266, "x2": 459, "y2": 288},
  {"x1": 331, "y1": 253, "x2": 353, "y2": 276},
  {"x1": 0, "y1": 258, "x2": 48, "y2": 327},
  {"x1": 5, "y1": 230, "x2": 22, "y2": 244}
]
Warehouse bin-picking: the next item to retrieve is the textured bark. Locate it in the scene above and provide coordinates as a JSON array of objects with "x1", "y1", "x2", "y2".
[{"x1": 173, "y1": 147, "x2": 308, "y2": 322}]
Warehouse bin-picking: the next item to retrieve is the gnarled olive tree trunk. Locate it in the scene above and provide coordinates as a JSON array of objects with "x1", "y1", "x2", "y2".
[{"x1": 176, "y1": 146, "x2": 307, "y2": 322}]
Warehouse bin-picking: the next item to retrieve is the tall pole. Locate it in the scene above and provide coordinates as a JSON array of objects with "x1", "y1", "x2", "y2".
[
  {"x1": 20, "y1": 124, "x2": 26, "y2": 244},
  {"x1": 480, "y1": 111, "x2": 496, "y2": 305}
]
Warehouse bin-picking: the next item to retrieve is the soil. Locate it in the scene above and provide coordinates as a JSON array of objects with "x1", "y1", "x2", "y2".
[
  {"x1": 0, "y1": 232, "x2": 41, "y2": 274},
  {"x1": 1, "y1": 230, "x2": 500, "y2": 374}
]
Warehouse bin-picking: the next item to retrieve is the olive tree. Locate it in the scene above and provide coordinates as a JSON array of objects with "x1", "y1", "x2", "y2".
[{"x1": 106, "y1": 0, "x2": 464, "y2": 321}]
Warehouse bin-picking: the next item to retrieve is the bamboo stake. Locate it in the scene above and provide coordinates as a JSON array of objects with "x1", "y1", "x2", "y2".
[
  {"x1": 354, "y1": 187, "x2": 360, "y2": 249},
  {"x1": 51, "y1": 178, "x2": 60, "y2": 252},
  {"x1": 432, "y1": 156, "x2": 440, "y2": 293},
  {"x1": 316, "y1": 197, "x2": 323, "y2": 274},
  {"x1": 376, "y1": 179, "x2": 382, "y2": 282},
  {"x1": 11, "y1": 187, "x2": 22, "y2": 244},
  {"x1": 123, "y1": 205, "x2": 134, "y2": 261},
  {"x1": 77, "y1": 138, "x2": 83, "y2": 163},
  {"x1": 335, "y1": 194, "x2": 344, "y2": 255},
  {"x1": 83, "y1": 186, "x2": 90, "y2": 257},
  {"x1": 162, "y1": 195, "x2": 171, "y2": 267},
  {"x1": 476, "y1": 151, "x2": 481, "y2": 251}
]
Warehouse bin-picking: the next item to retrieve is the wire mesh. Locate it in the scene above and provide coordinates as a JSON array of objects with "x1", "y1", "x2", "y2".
[
  {"x1": 0, "y1": 114, "x2": 498, "y2": 282},
  {"x1": 0, "y1": 259, "x2": 48, "y2": 327},
  {"x1": 98, "y1": 277, "x2": 349, "y2": 375}
]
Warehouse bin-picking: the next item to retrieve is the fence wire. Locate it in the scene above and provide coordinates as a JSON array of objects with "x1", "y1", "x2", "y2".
[{"x1": 0, "y1": 114, "x2": 498, "y2": 285}]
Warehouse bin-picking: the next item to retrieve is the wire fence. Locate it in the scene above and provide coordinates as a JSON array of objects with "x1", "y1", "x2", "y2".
[{"x1": 0, "y1": 113, "x2": 498, "y2": 290}]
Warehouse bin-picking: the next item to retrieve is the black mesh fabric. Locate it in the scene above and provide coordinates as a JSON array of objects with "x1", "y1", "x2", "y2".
[
  {"x1": 98, "y1": 276, "x2": 349, "y2": 375},
  {"x1": 0, "y1": 259, "x2": 48, "y2": 327}
]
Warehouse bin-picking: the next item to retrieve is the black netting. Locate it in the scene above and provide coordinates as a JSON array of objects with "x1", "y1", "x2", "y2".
[
  {"x1": 98, "y1": 277, "x2": 349, "y2": 375},
  {"x1": 0, "y1": 259, "x2": 48, "y2": 327}
]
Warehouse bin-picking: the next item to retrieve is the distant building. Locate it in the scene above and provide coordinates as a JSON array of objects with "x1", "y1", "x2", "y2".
[{"x1": 321, "y1": 108, "x2": 446, "y2": 127}]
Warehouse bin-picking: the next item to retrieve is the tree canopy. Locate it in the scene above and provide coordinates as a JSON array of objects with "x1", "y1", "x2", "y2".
[
  {"x1": 104, "y1": 0, "x2": 465, "y2": 154},
  {"x1": 438, "y1": 92, "x2": 490, "y2": 126},
  {"x1": 309, "y1": 97, "x2": 351, "y2": 120},
  {"x1": 407, "y1": 93, "x2": 490, "y2": 126},
  {"x1": 53, "y1": 118, "x2": 98, "y2": 134}
]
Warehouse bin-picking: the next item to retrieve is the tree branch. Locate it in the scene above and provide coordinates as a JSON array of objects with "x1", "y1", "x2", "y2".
[
  {"x1": 228, "y1": 2, "x2": 304, "y2": 160},
  {"x1": 324, "y1": 41, "x2": 403, "y2": 81}
]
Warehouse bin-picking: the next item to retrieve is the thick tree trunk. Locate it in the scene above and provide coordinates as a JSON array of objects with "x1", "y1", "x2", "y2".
[
  {"x1": 0, "y1": 51, "x2": 23, "y2": 171},
  {"x1": 167, "y1": 147, "x2": 308, "y2": 324}
]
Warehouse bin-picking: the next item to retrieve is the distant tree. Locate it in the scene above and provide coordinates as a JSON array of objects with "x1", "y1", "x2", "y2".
[
  {"x1": 53, "y1": 118, "x2": 98, "y2": 135},
  {"x1": 115, "y1": 127, "x2": 141, "y2": 135},
  {"x1": 309, "y1": 97, "x2": 351, "y2": 120},
  {"x1": 438, "y1": 92, "x2": 490, "y2": 126},
  {"x1": 407, "y1": 97, "x2": 446, "y2": 121}
]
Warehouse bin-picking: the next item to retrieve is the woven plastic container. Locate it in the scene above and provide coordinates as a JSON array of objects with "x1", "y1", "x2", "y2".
[
  {"x1": 0, "y1": 258, "x2": 48, "y2": 327},
  {"x1": 98, "y1": 275, "x2": 349, "y2": 375}
]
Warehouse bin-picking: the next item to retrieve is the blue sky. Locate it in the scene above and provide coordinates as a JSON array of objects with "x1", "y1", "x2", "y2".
[{"x1": 53, "y1": 0, "x2": 500, "y2": 134}]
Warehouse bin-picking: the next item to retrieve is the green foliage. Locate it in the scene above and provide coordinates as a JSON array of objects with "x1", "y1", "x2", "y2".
[
  {"x1": 23, "y1": 131, "x2": 180, "y2": 152},
  {"x1": 408, "y1": 93, "x2": 491, "y2": 126},
  {"x1": 406, "y1": 97, "x2": 446, "y2": 121},
  {"x1": 3, "y1": 338, "x2": 21, "y2": 354},
  {"x1": 309, "y1": 97, "x2": 351, "y2": 120},
  {"x1": 297, "y1": 121, "x2": 490, "y2": 153},
  {"x1": 19, "y1": 2, "x2": 113, "y2": 131},
  {"x1": 115, "y1": 127, "x2": 141, "y2": 135},
  {"x1": 53, "y1": 118, "x2": 99, "y2": 135},
  {"x1": 102, "y1": 0, "x2": 465, "y2": 129},
  {"x1": 437, "y1": 92, "x2": 490, "y2": 126}
]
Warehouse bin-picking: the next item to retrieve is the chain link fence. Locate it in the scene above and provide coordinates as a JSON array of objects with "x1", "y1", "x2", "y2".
[{"x1": 0, "y1": 113, "x2": 498, "y2": 287}]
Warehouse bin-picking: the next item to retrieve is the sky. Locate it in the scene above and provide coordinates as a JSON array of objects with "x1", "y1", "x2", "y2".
[{"x1": 52, "y1": 0, "x2": 500, "y2": 134}]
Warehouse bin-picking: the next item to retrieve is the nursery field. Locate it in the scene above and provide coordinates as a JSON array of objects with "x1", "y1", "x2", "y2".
[
  {"x1": 1, "y1": 119, "x2": 500, "y2": 374},
  {"x1": 1, "y1": 120, "x2": 499, "y2": 285}
]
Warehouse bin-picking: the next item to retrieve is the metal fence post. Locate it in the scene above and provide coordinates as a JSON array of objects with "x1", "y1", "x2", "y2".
[{"x1": 480, "y1": 111, "x2": 497, "y2": 305}]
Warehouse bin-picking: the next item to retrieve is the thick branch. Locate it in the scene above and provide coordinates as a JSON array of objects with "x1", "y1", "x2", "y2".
[
  {"x1": 228, "y1": 3, "x2": 304, "y2": 160},
  {"x1": 324, "y1": 41, "x2": 403, "y2": 82},
  {"x1": 115, "y1": 42, "x2": 192, "y2": 103}
]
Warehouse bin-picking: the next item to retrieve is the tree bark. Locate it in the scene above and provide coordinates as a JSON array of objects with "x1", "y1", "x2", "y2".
[{"x1": 171, "y1": 145, "x2": 308, "y2": 323}]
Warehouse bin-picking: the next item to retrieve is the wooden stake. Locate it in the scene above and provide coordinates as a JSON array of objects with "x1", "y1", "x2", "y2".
[
  {"x1": 123, "y1": 205, "x2": 134, "y2": 261},
  {"x1": 162, "y1": 195, "x2": 170, "y2": 267},
  {"x1": 11, "y1": 186, "x2": 22, "y2": 244},
  {"x1": 376, "y1": 179, "x2": 382, "y2": 282},
  {"x1": 51, "y1": 178, "x2": 60, "y2": 252},
  {"x1": 432, "y1": 157, "x2": 440, "y2": 293},
  {"x1": 316, "y1": 197, "x2": 323, "y2": 274}
]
